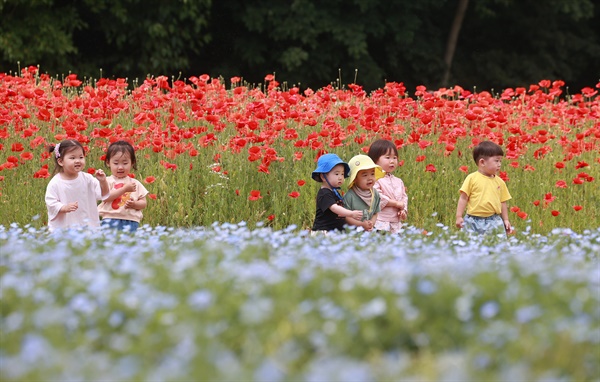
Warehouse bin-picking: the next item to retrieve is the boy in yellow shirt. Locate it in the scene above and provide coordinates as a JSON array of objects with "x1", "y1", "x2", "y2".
[{"x1": 456, "y1": 141, "x2": 512, "y2": 235}]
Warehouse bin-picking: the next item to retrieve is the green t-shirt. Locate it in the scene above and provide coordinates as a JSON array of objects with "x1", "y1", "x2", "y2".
[{"x1": 343, "y1": 188, "x2": 381, "y2": 221}]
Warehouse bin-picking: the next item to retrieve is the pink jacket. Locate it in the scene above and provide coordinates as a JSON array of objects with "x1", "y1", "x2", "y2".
[{"x1": 373, "y1": 173, "x2": 408, "y2": 222}]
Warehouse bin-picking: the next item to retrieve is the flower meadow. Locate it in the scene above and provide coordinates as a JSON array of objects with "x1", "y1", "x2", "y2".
[
  {"x1": 1, "y1": 223, "x2": 599, "y2": 380},
  {"x1": 0, "y1": 68, "x2": 598, "y2": 232},
  {"x1": 0, "y1": 68, "x2": 599, "y2": 380}
]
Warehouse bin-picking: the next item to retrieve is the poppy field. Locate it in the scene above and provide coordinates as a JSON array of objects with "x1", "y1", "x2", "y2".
[
  {"x1": 0, "y1": 68, "x2": 599, "y2": 233},
  {"x1": 0, "y1": 68, "x2": 599, "y2": 380}
]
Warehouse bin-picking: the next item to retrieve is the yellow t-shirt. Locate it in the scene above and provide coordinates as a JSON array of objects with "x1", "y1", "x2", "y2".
[{"x1": 459, "y1": 171, "x2": 511, "y2": 217}]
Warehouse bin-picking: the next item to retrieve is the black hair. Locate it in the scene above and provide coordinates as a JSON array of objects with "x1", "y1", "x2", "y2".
[
  {"x1": 473, "y1": 141, "x2": 504, "y2": 164},
  {"x1": 368, "y1": 139, "x2": 398, "y2": 163},
  {"x1": 49, "y1": 139, "x2": 85, "y2": 174},
  {"x1": 104, "y1": 140, "x2": 137, "y2": 170}
]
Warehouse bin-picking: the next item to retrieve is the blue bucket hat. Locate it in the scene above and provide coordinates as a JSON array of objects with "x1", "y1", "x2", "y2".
[{"x1": 311, "y1": 153, "x2": 350, "y2": 182}]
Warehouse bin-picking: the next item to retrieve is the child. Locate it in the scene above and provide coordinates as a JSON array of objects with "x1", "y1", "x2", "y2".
[
  {"x1": 311, "y1": 153, "x2": 363, "y2": 232},
  {"x1": 368, "y1": 139, "x2": 408, "y2": 234},
  {"x1": 343, "y1": 154, "x2": 384, "y2": 231},
  {"x1": 456, "y1": 141, "x2": 512, "y2": 235},
  {"x1": 45, "y1": 139, "x2": 109, "y2": 232},
  {"x1": 98, "y1": 140, "x2": 148, "y2": 232}
]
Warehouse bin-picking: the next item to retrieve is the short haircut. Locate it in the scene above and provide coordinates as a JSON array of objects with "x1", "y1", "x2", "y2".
[
  {"x1": 473, "y1": 141, "x2": 504, "y2": 163},
  {"x1": 105, "y1": 140, "x2": 137, "y2": 170},
  {"x1": 368, "y1": 139, "x2": 398, "y2": 163}
]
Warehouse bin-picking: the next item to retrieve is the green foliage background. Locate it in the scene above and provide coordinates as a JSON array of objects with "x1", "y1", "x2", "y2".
[{"x1": 1, "y1": 0, "x2": 599, "y2": 91}]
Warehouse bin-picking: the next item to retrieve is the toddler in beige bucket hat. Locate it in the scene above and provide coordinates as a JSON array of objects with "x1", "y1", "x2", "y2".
[{"x1": 343, "y1": 155, "x2": 384, "y2": 231}]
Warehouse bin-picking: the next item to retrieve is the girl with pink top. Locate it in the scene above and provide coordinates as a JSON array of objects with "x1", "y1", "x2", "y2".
[{"x1": 368, "y1": 139, "x2": 408, "y2": 234}]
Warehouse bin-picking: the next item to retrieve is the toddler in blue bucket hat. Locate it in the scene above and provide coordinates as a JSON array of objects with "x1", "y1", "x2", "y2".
[{"x1": 311, "y1": 153, "x2": 363, "y2": 233}]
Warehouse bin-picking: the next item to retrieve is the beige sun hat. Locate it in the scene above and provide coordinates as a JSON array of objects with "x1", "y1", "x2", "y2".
[{"x1": 347, "y1": 154, "x2": 384, "y2": 188}]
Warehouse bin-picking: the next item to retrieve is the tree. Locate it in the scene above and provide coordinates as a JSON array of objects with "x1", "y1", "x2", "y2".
[
  {"x1": 0, "y1": 0, "x2": 212, "y2": 80},
  {"x1": 442, "y1": 0, "x2": 469, "y2": 87}
]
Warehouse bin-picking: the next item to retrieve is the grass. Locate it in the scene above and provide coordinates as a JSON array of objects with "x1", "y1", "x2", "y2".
[{"x1": 0, "y1": 72, "x2": 598, "y2": 233}]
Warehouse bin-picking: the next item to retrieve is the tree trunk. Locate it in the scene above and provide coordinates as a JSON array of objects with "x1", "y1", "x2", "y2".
[{"x1": 442, "y1": 0, "x2": 469, "y2": 88}]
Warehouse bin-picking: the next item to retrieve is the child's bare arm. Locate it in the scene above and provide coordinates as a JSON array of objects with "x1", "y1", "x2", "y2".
[
  {"x1": 501, "y1": 201, "x2": 512, "y2": 233},
  {"x1": 456, "y1": 191, "x2": 469, "y2": 228},
  {"x1": 95, "y1": 169, "x2": 110, "y2": 198},
  {"x1": 330, "y1": 204, "x2": 363, "y2": 220}
]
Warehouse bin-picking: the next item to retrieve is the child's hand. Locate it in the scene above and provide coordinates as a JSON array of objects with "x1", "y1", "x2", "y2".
[
  {"x1": 350, "y1": 210, "x2": 363, "y2": 220},
  {"x1": 364, "y1": 220, "x2": 373, "y2": 231},
  {"x1": 455, "y1": 216, "x2": 464, "y2": 229},
  {"x1": 504, "y1": 220, "x2": 513, "y2": 234},
  {"x1": 61, "y1": 201, "x2": 78, "y2": 213},
  {"x1": 95, "y1": 169, "x2": 106, "y2": 181},
  {"x1": 124, "y1": 182, "x2": 136, "y2": 193},
  {"x1": 398, "y1": 210, "x2": 408, "y2": 221},
  {"x1": 124, "y1": 199, "x2": 136, "y2": 209}
]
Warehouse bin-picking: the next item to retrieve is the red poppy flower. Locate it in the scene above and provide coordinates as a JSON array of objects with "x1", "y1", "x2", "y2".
[
  {"x1": 551, "y1": 210, "x2": 560, "y2": 217},
  {"x1": 20, "y1": 152, "x2": 33, "y2": 161},
  {"x1": 425, "y1": 164, "x2": 437, "y2": 173},
  {"x1": 267, "y1": 214, "x2": 275, "y2": 221},
  {"x1": 459, "y1": 165, "x2": 468, "y2": 173},
  {"x1": 544, "y1": 193, "x2": 555, "y2": 203},
  {"x1": 0, "y1": 176, "x2": 4, "y2": 181},
  {"x1": 148, "y1": 194, "x2": 157, "y2": 200},
  {"x1": 533, "y1": 200, "x2": 540, "y2": 207},
  {"x1": 415, "y1": 155, "x2": 426, "y2": 162},
  {"x1": 145, "y1": 176, "x2": 156, "y2": 184},
  {"x1": 510, "y1": 206, "x2": 520, "y2": 213},
  {"x1": 288, "y1": 191, "x2": 300, "y2": 198},
  {"x1": 573, "y1": 205, "x2": 583, "y2": 211},
  {"x1": 573, "y1": 177, "x2": 584, "y2": 185},
  {"x1": 11, "y1": 143, "x2": 24, "y2": 152},
  {"x1": 248, "y1": 146, "x2": 261, "y2": 162},
  {"x1": 33, "y1": 167, "x2": 50, "y2": 178},
  {"x1": 248, "y1": 190, "x2": 262, "y2": 201},
  {"x1": 418, "y1": 140, "x2": 432, "y2": 150},
  {"x1": 235, "y1": 189, "x2": 240, "y2": 196},
  {"x1": 517, "y1": 211, "x2": 528, "y2": 219},
  {"x1": 555, "y1": 180, "x2": 567, "y2": 189},
  {"x1": 524, "y1": 165, "x2": 535, "y2": 171},
  {"x1": 87, "y1": 168, "x2": 96, "y2": 174},
  {"x1": 575, "y1": 161, "x2": 589, "y2": 169},
  {"x1": 554, "y1": 162, "x2": 565, "y2": 169},
  {"x1": 297, "y1": 180, "x2": 306, "y2": 186},
  {"x1": 509, "y1": 161, "x2": 519, "y2": 168}
]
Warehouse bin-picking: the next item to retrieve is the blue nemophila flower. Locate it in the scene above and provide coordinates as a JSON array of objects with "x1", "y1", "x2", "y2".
[{"x1": 0, "y1": 223, "x2": 598, "y2": 380}]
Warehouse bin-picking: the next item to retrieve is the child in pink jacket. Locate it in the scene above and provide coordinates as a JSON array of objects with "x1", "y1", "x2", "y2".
[{"x1": 368, "y1": 139, "x2": 408, "y2": 234}]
